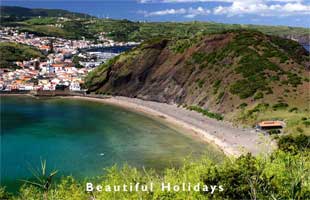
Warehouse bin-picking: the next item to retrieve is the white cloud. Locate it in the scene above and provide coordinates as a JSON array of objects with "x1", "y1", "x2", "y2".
[
  {"x1": 138, "y1": 0, "x2": 304, "y2": 3},
  {"x1": 213, "y1": 1, "x2": 310, "y2": 16},
  {"x1": 140, "y1": 6, "x2": 211, "y2": 17},
  {"x1": 138, "y1": 0, "x2": 310, "y2": 17},
  {"x1": 140, "y1": 8, "x2": 186, "y2": 16}
]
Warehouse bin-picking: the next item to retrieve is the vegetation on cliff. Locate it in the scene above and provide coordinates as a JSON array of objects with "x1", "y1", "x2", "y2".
[{"x1": 85, "y1": 30, "x2": 309, "y2": 133}]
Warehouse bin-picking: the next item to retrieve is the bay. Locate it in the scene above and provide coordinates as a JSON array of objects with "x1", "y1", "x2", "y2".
[{"x1": 0, "y1": 96, "x2": 224, "y2": 191}]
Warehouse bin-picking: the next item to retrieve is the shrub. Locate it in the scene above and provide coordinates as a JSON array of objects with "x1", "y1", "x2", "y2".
[
  {"x1": 238, "y1": 103, "x2": 248, "y2": 109},
  {"x1": 0, "y1": 187, "x2": 11, "y2": 200},
  {"x1": 170, "y1": 39, "x2": 192, "y2": 53},
  {"x1": 287, "y1": 73, "x2": 302, "y2": 87},
  {"x1": 288, "y1": 107, "x2": 298, "y2": 112},
  {"x1": 278, "y1": 134, "x2": 310, "y2": 153},
  {"x1": 187, "y1": 105, "x2": 224, "y2": 120},
  {"x1": 213, "y1": 80, "x2": 221, "y2": 94},
  {"x1": 296, "y1": 127, "x2": 304, "y2": 133},
  {"x1": 303, "y1": 121, "x2": 310, "y2": 127},
  {"x1": 4, "y1": 140, "x2": 310, "y2": 200},
  {"x1": 272, "y1": 102, "x2": 289, "y2": 110},
  {"x1": 196, "y1": 79, "x2": 205, "y2": 88},
  {"x1": 246, "y1": 103, "x2": 269, "y2": 118},
  {"x1": 191, "y1": 52, "x2": 207, "y2": 64},
  {"x1": 254, "y1": 92, "x2": 264, "y2": 100},
  {"x1": 217, "y1": 92, "x2": 225, "y2": 103},
  {"x1": 268, "y1": 129, "x2": 281, "y2": 135},
  {"x1": 230, "y1": 78, "x2": 266, "y2": 99},
  {"x1": 270, "y1": 75, "x2": 280, "y2": 81}
]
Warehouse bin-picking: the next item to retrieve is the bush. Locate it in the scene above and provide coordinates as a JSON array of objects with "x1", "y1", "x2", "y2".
[
  {"x1": 217, "y1": 92, "x2": 225, "y2": 103},
  {"x1": 213, "y1": 80, "x2": 221, "y2": 94},
  {"x1": 287, "y1": 73, "x2": 302, "y2": 87},
  {"x1": 268, "y1": 129, "x2": 281, "y2": 135},
  {"x1": 6, "y1": 148, "x2": 309, "y2": 200},
  {"x1": 230, "y1": 78, "x2": 265, "y2": 99},
  {"x1": 187, "y1": 105, "x2": 224, "y2": 120},
  {"x1": 196, "y1": 79, "x2": 205, "y2": 88},
  {"x1": 170, "y1": 39, "x2": 192, "y2": 53},
  {"x1": 238, "y1": 103, "x2": 248, "y2": 109},
  {"x1": 254, "y1": 92, "x2": 264, "y2": 100},
  {"x1": 272, "y1": 102, "x2": 289, "y2": 110},
  {"x1": 289, "y1": 107, "x2": 298, "y2": 112},
  {"x1": 245, "y1": 103, "x2": 269, "y2": 118},
  {"x1": 191, "y1": 52, "x2": 207, "y2": 64},
  {"x1": 278, "y1": 134, "x2": 310, "y2": 153},
  {"x1": 303, "y1": 121, "x2": 310, "y2": 127},
  {"x1": 296, "y1": 127, "x2": 304, "y2": 133}
]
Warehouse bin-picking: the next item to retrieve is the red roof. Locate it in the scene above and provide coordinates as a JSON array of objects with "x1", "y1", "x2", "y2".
[{"x1": 258, "y1": 121, "x2": 284, "y2": 127}]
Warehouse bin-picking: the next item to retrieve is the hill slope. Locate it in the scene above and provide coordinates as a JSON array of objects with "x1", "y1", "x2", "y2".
[
  {"x1": 86, "y1": 30, "x2": 310, "y2": 133},
  {"x1": 1, "y1": 6, "x2": 309, "y2": 43},
  {"x1": 0, "y1": 42, "x2": 45, "y2": 69},
  {"x1": 0, "y1": 6, "x2": 92, "y2": 19},
  {"x1": 88, "y1": 20, "x2": 310, "y2": 44}
]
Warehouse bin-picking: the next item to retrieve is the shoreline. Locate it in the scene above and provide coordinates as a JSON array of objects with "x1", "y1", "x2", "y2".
[
  {"x1": 66, "y1": 96, "x2": 275, "y2": 157},
  {"x1": 1, "y1": 94, "x2": 276, "y2": 157}
]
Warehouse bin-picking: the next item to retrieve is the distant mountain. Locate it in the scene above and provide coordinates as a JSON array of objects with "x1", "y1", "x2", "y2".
[
  {"x1": 87, "y1": 20, "x2": 310, "y2": 45},
  {"x1": 0, "y1": 6, "x2": 92, "y2": 20},
  {"x1": 1, "y1": 6, "x2": 309, "y2": 44}
]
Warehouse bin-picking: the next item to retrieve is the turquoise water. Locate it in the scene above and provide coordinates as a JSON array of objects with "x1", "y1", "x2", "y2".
[{"x1": 0, "y1": 96, "x2": 224, "y2": 191}]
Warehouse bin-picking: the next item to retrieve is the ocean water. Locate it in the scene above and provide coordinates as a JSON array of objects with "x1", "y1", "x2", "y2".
[{"x1": 0, "y1": 96, "x2": 224, "y2": 191}]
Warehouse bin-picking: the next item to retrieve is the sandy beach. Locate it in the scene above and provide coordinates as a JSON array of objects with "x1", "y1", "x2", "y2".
[{"x1": 66, "y1": 95, "x2": 276, "y2": 157}]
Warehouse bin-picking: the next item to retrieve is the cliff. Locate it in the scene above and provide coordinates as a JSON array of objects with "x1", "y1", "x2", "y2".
[{"x1": 86, "y1": 30, "x2": 309, "y2": 117}]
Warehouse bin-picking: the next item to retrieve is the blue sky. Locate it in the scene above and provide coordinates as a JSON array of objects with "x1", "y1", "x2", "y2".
[{"x1": 1, "y1": 0, "x2": 310, "y2": 27}]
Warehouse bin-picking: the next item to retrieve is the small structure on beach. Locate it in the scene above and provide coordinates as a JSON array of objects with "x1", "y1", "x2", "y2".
[{"x1": 256, "y1": 121, "x2": 284, "y2": 130}]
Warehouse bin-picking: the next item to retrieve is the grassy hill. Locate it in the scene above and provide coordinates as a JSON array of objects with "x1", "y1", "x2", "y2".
[
  {"x1": 0, "y1": 6, "x2": 91, "y2": 20},
  {"x1": 1, "y1": 6, "x2": 309, "y2": 43},
  {"x1": 0, "y1": 42, "x2": 45, "y2": 69},
  {"x1": 0, "y1": 6, "x2": 94, "y2": 39},
  {"x1": 18, "y1": 20, "x2": 94, "y2": 40},
  {"x1": 88, "y1": 20, "x2": 310, "y2": 44},
  {"x1": 85, "y1": 30, "x2": 310, "y2": 134}
]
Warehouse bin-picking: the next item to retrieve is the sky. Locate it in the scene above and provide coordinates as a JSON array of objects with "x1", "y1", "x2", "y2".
[{"x1": 1, "y1": 0, "x2": 310, "y2": 27}]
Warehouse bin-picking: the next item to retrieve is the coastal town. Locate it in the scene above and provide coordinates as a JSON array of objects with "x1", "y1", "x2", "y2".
[{"x1": 0, "y1": 27, "x2": 138, "y2": 92}]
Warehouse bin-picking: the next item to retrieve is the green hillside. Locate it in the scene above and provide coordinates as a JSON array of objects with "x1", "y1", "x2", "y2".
[
  {"x1": 0, "y1": 6, "x2": 92, "y2": 21},
  {"x1": 85, "y1": 30, "x2": 310, "y2": 134},
  {"x1": 1, "y1": 6, "x2": 309, "y2": 43},
  {"x1": 88, "y1": 20, "x2": 310, "y2": 44},
  {"x1": 0, "y1": 42, "x2": 45, "y2": 69},
  {"x1": 19, "y1": 20, "x2": 94, "y2": 40}
]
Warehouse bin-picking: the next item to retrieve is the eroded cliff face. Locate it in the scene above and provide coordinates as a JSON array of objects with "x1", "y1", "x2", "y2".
[
  {"x1": 284, "y1": 34, "x2": 309, "y2": 45},
  {"x1": 86, "y1": 30, "x2": 309, "y2": 114}
]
